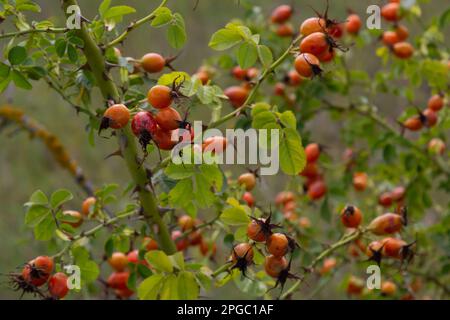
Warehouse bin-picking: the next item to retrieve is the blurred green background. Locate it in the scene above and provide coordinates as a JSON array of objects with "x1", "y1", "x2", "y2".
[{"x1": 0, "y1": 0, "x2": 448, "y2": 299}]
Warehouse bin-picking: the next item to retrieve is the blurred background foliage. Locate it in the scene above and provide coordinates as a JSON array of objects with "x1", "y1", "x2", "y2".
[{"x1": 0, "y1": 0, "x2": 449, "y2": 299}]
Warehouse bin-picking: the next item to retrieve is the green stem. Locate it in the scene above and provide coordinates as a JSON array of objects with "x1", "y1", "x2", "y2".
[
  {"x1": 0, "y1": 27, "x2": 67, "y2": 40},
  {"x1": 208, "y1": 35, "x2": 302, "y2": 129},
  {"x1": 62, "y1": 0, "x2": 176, "y2": 254},
  {"x1": 105, "y1": 0, "x2": 168, "y2": 48},
  {"x1": 322, "y1": 101, "x2": 450, "y2": 176},
  {"x1": 212, "y1": 262, "x2": 233, "y2": 278},
  {"x1": 53, "y1": 210, "x2": 137, "y2": 259}
]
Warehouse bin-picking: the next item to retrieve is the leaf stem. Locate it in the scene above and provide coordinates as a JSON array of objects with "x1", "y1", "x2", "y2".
[
  {"x1": 208, "y1": 35, "x2": 302, "y2": 129},
  {"x1": 0, "y1": 27, "x2": 67, "y2": 40},
  {"x1": 105, "y1": 0, "x2": 169, "y2": 48},
  {"x1": 321, "y1": 101, "x2": 450, "y2": 176},
  {"x1": 52, "y1": 210, "x2": 137, "y2": 259}
]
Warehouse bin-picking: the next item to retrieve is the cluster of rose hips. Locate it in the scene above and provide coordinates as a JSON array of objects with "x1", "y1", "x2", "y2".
[
  {"x1": 237, "y1": 171, "x2": 257, "y2": 208},
  {"x1": 299, "y1": 143, "x2": 327, "y2": 200},
  {"x1": 226, "y1": 210, "x2": 299, "y2": 294},
  {"x1": 106, "y1": 236, "x2": 159, "y2": 299},
  {"x1": 270, "y1": 4, "x2": 295, "y2": 38},
  {"x1": 10, "y1": 256, "x2": 69, "y2": 300},
  {"x1": 402, "y1": 93, "x2": 446, "y2": 136},
  {"x1": 106, "y1": 218, "x2": 217, "y2": 300},
  {"x1": 346, "y1": 276, "x2": 405, "y2": 298},
  {"x1": 378, "y1": 185, "x2": 406, "y2": 210},
  {"x1": 231, "y1": 219, "x2": 296, "y2": 289},
  {"x1": 293, "y1": 4, "x2": 362, "y2": 78},
  {"x1": 338, "y1": 203, "x2": 417, "y2": 297},
  {"x1": 338, "y1": 203, "x2": 413, "y2": 263},
  {"x1": 173, "y1": 214, "x2": 217, "y2": 257},
  {"x1": 102, "y1": 52, "x2": 232, "y2": 157},
  {"x1": 275, "y1": 191, "x2": 311, "y2": 229},
  {"x1": 101, "y1": 51, "x2": 187, "y2": 153},
  {"x1": 380, "y1": 0, "x2": 414, "y2": 59}
]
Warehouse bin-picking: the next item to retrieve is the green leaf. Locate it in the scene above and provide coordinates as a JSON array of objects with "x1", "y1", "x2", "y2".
[
  {"x1": 72, "y1": 246, "x2": 100, "y2": 283},
  {"x1": 209, "y1": 29, "x2": 242, "y2": 50},
  {"x1": 138, "y1": 274, "x2": 165, "y2": 300},
  {"x1": 177, "y1": 271, "x2": 199, "y2": 300},
  {"x1": 199, "y1": 164, "x2": 223, "y2": 191},
  {"x1": 160, "y1": 274, "x2": 179, "y2": 300},
  {"x1": 104, "y1": 238, "x2": 114, "y2": 257},
  {"x1": 158, "y1": 71, "x2": 190, "y2": 86},
  {"x1": 251, "y1": 102, "x2": 271, "y2": 117},
  {"x1": 252, "y1": 110, "x2": 278, "y2": 129},
  {"x1": 320, "y1": 197, "x2": 331, "y2": 222},
  {"x1": 279, "y1": 128, "x2": 306, "y2": 175},
  {"x1": 0, "y1": 63, "x2": 10, "y2": 80},
  {"x1": 383, "y1": 144, "x2": 396, "y2": 163},
  {"x1": 194, "y1": 173, "x2": 215, "y2": 208},
  {"x1": 145, "y1": 250, "x2": 173, "y2": 273},
  {"x1": 16, "y1": 3, "x2": 41, "y2": 12},
  {"x1": 196, "y1": 271, "x2": 212, "y2": 290},
  {"x1": 25, "y1": 205, "x2": 50, "y2": 227},
  {"x1": 237, "y1": 41, "x2": 258, "y2": 69},
  {"x1": 28, "y1": 190, "x2": 48, "y2": 205},
  {"x1": 279, "y1": 111, "x2": 297, "y2": 129},
  {"x1": 11, "y1": 70, "x2": 32, "y2": 90},
  {"x1": 257, "y1": 45, "x2": 273, "y2": 68},
  {"x1": 78, "y1": 259, "x2": 100, "y2": 283},
  {"x1": 169, "y1": 179, "x2": 193, "y2": 208},
  {"x1": 169, "y1": 251, "x2": 185, "y2": 271},
  {"x1": 439, "y1": 8, "x2": 450, "y2": 29},
  {"x1": 67, "y1": 44, "x2": 78, "y2": 63},
  {"x1": 167, "y1": 13, "x2": 186, "y2": 49},
  {"x1": 8, "y1": 46, "x2": 27, "y2": 65},
  {"x1": 99, "y1": 0, "x2": 111, "y2": 17},
  {"x1": 220, "y1": 205, "x2": 249, "y2": 226},
  {"x1": 104, "y1": 6, "x2": 136, "y2": 20},
  {"x1": 34, "y1": 213, "x2": 56, "y2": 241},
  {"x1": 151, "y1": 7, "x2": 173, "y2": 27},
  {"x1": 0, "y1": 77, "x2": 11, "y2": 94},
  {"x1": 165, "y1": 162, "x2": 195, "y2": 180},
  {"x1": 55, "y1": 39, "x2": 67, "y2": 57},
  {"x1": 50, "y1": 189, "x2": 73, "y2": 208}
]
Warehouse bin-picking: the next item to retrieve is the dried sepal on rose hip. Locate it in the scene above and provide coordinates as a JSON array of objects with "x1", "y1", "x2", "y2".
[
  {"x1": 228, "y1": 243, "x2": 254, "y2": 277},
  {"x1": 9, "y1": 256, "x2": 54, "y2": 297},
  {"x1": 294, "y1": 53, "x2": 322, "y2": 78},
  {"x1": 131, "y1": 111, "x2": 157, "y2": 151},
  {"x1": 340, "y1": 205, "x2": 362, "y2": 228},
  {"x1": 299, "y1": 1, "x2": 342, "y2": 37},
  {"x1": 99, "y1": 103, "x2": 130, "y2": 134},
  {"x1": 382, "y1": 237, "x2": 416, "y2": 264},
  {"x1": 265, "y1": 255, "x2": 300, "y2": 297},
  {"x1": 247, "y1": 213, "x2": 281, "y2": 242},
  {"x1": 147, "y1": 78, "x2": 187, "y2": 110}
]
